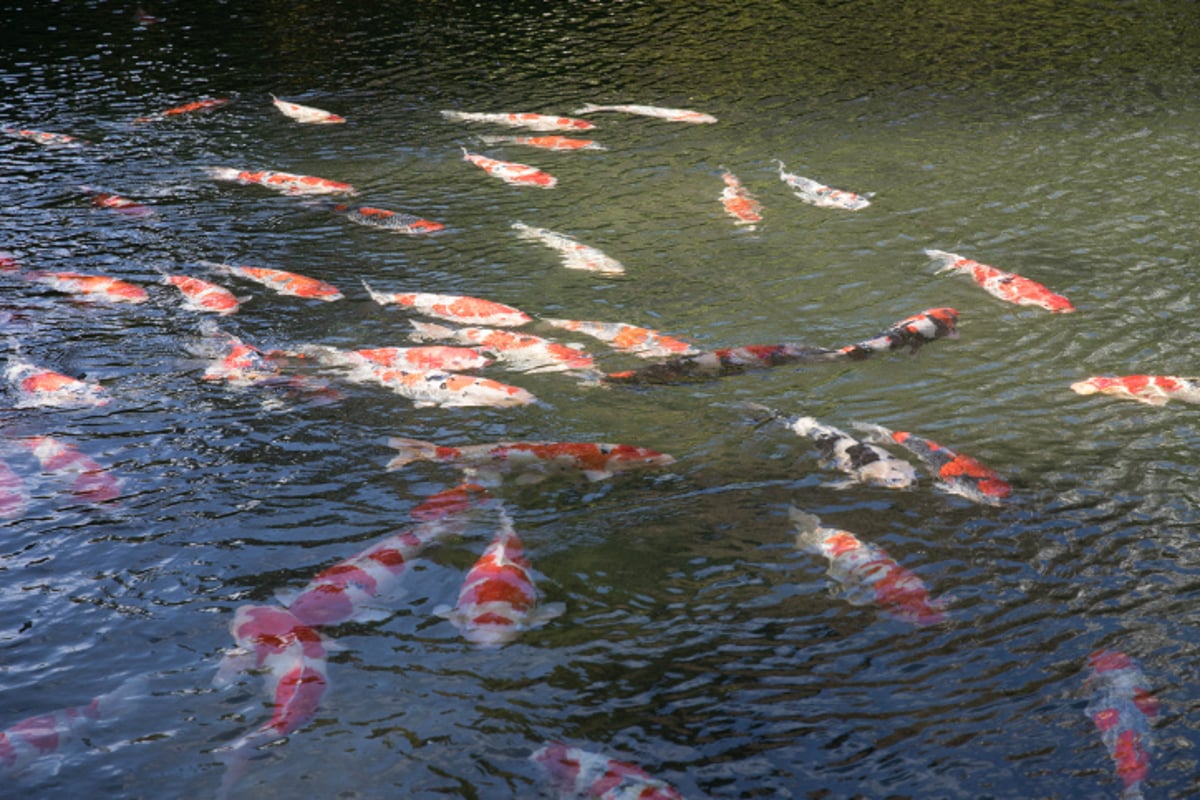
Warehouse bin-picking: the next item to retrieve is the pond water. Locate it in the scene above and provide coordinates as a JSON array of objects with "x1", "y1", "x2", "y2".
[{"x1": 2, "y1": 1, "x2": 1200, "y2": 797}]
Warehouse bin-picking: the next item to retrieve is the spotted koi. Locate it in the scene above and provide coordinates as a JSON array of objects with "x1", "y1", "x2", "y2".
[
  {"x1": 133, "y1": 97, "x2": 229, "y2": 123},
  {"x1": 512, "y1": 222, "x2": 625, "y2": 275},
  {"x1": 362, "y1": 280, "x2": 531, "y2": 327},
  {"x1": 1070, "y1": 374, "x2": 1200, "y2": 406},
  {"x1": 1084, "y1": 649, "x2": 1158, "y2": 799},
  {"x1": 6, "y1": 359, "x2": 110, "y2": 409},
  {"x1": 206, "y1": 166, "x2": 357, "y2": 196},
  {"x1": 209, "y1": 261, "x2": 343, "y2": 301},
  {"x1": 410, "y1": 320, "x2": 597, "y2": 375},
  {"x1": 441, "y1": 110, "x2": 595, "y2": 131},
  {"x1": 333, "y1": 204, "x2": 445, "y2": 234},
  {"x1": 855, "y1": 423, "x2": 1012, "y2": 505},
  {"x1": 777, "y1": 160, "x2": 872, "y2": 210},
  {"x1": 573, "y1": 102, "x2": 717, "y2": 123},
  {"x1": 925, "y1": 249, "x2": 1074, "y2": 313},
  {"x1": 478, "y1": 134, "x2": 605, "y2": 151},
  {"x1": 540, "y1": 318, "x2": 698, "y2": 359},
  {"x1": 532, "y1": 741, "x2": 687, "y2": 800},
  {"x1": 720, "y1": 168, "x2": 763, "y2": 226},
  {"x1": 270, "y1": 93, "x2": 345, "y2": 124},
  {"x1": 461, "y1": 148, "x2": 557, "y2": 187},
  {"x1": 24, "y1": 435, "x2": 120, "y2": 503}
]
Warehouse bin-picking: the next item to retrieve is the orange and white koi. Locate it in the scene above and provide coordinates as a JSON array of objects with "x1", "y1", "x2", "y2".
[
  {"x1": 835, "y1": 307, "x2": 959, "y2": 360},
  {"x1": 855, "y1": 423, "x2": 1012, "y2": 505},
  {"x1": 720, "y1": 168, "x2": 762, "y2": 226},
  {"x1": 478, "y1": 134, "x2": 605, "y2": 151},
  {"x1": 532, "y1": 741, "x2": 687, "y2": 800},
  {"x1": 1070, "y1": 374, "x2": 1200, "y2": 406},
  {"x1": 540, "y1": 317, "x2": 698, "y2": 359},
  {"x1": 270, "y1": 93, "x2": 345, "y2": 124},
  {"x1": 358, "y1": 365, "x2": 537, "y2": 408},
  {"x1": 785, "y1": 416, "x2": 918, "y2": 490},
  {"x1": 286, "y1": 342, "x2": 491, "y2": 373},
  {"x1": 6, "y1": 359, "x2": 110, "y2": 408},
  {"x1": 133, "y1": 97, "x2": 229, "y2": 123},
  {"x1": 511, "y1": 222, "x2": 625, "y2": 275},
  {"x1": 25, "y1": 270, "x2": 149, "y2": 304},
  {"x1": 206, "y1": 166, "x2": 357, "y2": 196},
  {"x1": 0, "y1": 676, "x2": 145, "y2": 780},
  {"x1": 386, "y1": 437, "x2": 675, "y2": 484},
  {"x1": 333, "y1": 204, "x2": 445, "y2": 234},
  {"x1": 202, "y1": 332, "x2": 282, "y2": 387},
  {"x1": 24, "y1": 436, "x2": 120, "y2": 503},
  {"x1": 1084, "y1": 649, "x2": 1159, "y2": 799},
  {"x1": 461, "y1": 148, "x2": 557, "y2": 187},
  {"x1": 208, "y1": 261, "x2": 343, "y2": 301},
  {"x1": 435, "y1": 511, "x2": 564, "y2": 647},
  {"x1": 441, "y1": 110, "x2": 595, "y2": 131},
  {"x1": 161, "y1": 273, "x2": 241, "y2": 316},
  {"x1": 362, "y1": 280, "x2": 532, "y2": 327},
  {"x1": 777, "y1": 160, "x2": 872, "y2": 210},
  {"x1": 925, "y1": 249, "x2": 1074, "y2": 313},
  {"x1": 790, "y1": 508, "x2": 947, "y2": 626},
  {"x1": 0, "y1": 460, "x2": 27, "y2": 518},
  {"x1": 573, "y1": 102, "x2": 717, "y2": 124},
  {"x1": 2, "y1": 127, "x2": 87, "y2": 147},
  {"x1": 83, "y1": 186, "x2": 153, "y2": 217},
  {"x1": 410, "y1": 320, "x2": 597, "y2": 375}
]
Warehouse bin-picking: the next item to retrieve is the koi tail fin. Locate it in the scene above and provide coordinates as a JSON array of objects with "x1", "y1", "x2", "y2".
[
  {"x1": 360, "y1": 279, "x2": 394, "y2": 306},
  {"x1": 924, "y1": 248, "x2": 964, "y2": 274},
  {"x1": 385, "y1": 437, "x2": 443, "y2": 470},
  {"x1": 93, "y1": 674, "x2": 150, "y2": 720},
  {"x1": 408, "y1": 320, "x2": 456, "y2": 342},
  {"x1": 788, "y1": 506, "x2": 827, "y2": 552}
]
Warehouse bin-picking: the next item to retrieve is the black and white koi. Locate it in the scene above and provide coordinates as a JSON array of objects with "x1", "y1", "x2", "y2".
[{"x1": 786, "y1": 416, "x2": 918, "y2": 489}]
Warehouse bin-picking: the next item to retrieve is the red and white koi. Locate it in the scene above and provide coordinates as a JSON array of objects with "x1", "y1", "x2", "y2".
[
  {"x1": 855, "y1": 423, "x2": 1012, "y2": 506},
  {"x1": 202, "y1": 332, "x2": 282, "y2": 387},
  {"x1": 207, "y1": 261, "x2": 343, "y2": 301},
  {"x1": 532, "y1": 741, "x2": 687, "y2": 800},
  {"x1": 362, "y1": 280, "x2": 532, "y2": 327},
  {"x1": 24, "y1": 436, "x2": 120, "y2": 503},
  {"x1": 2, "y1": 127, "x2": 87, "y2": 147},
  {"x1": 925, "y1": 249, "x2": 1074, "y2": 313},
  {"x1": 785, "y1": 416, "x2": 918, "y2": 490},
  {"x1": 435, "y1": 511, "x2": 564, "y2": 647},
  {"x1": 836, "y1": 307, "x2": 959, "y2": 359},
  {"x1": 1070, "y1": 374, "x2": 1200, "y2": 406},
  {"x1": 540, "y1": 317, "x2": 698, "y2": 359},
  {"x1": 461, "y1": 148, "x2": 557, "y2": 187},
  {"x1": 776, "y1": 160, "x2": 872, "y2": 210},
  {"x1": 441, "y1": 110, "x2": 595, "y2": 131},
  {"x1": 270, "y1": 93, "x2": 345, "y2": 124},
  {"x1": 790, "y1": 509, "x2": 947, "y2": 626},
  {"x1": 386, "y1": 436, "x2": 675, "y2": 484},
  {"x1": 133, "y1": 97, "x2": 230, "y2": 123},
  {"x1": 357, "y1": 365, "x2": 537, "y2": 408},
  {"x1": 410, "y1": 320, "x2": 597, "y2": 375},
  {"x1": 161, "y1": 273, "x2": 242, "y2": 316},
  {"x1": 0, "y1": 459, "x2": 27, "y2": 518},
  {"x1": 286, "y1": 342, "x2": 491, "y2": 373},
  {"x1": 205, "y1": 166, "x2": 357, "y2": 196},
  {"x1": 1084, "y1": 649, "x2": 1159, "y2": 799},
  {"x1": 720, "y1": 168, "x2": 763, "y2": 226},
  {"x1": 511, "y1": 222, "x2": 625, "y2": 275},
  {"x1": 6, "y1": 358, "x2": 110, "y2": 409},
  {"x1": 478, "y1": 134, "x2": 605, "y2": 151},
  {"x1": 573, "y1": 102, "x2": 717, "y2": 124},
  {"x1": 83, "y1": 187, "x2": 153, "y2": 217},
  {"x1": 333, "y1": 204, "x2": 445, "y2": 234},
  {"x1": 25, "y1": 270, "x2": 149, "y2": 304}
]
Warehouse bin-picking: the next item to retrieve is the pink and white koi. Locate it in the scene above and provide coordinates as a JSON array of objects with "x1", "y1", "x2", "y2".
[
  {"x1": 24, "y1": 436, "x2": 120, "y2": 503},
  {"x1": 162, "y1": 273, "x2": 241, "y2": 315},
  {"x1": 441, "y1": 110, "x2": 595, "y2": 131},
  {"x1": 461, "y1": 148, "x2": 557, "y2": 187},
  {"x1": 362, "y1": 280, "x2": 532, "y2": 327},
  {"x1": 573, "y1": 102, "x2": 717, "y2": 124},
  {"x1": 925, "y1": 249, "x2": 1074, "y2": 313},
  {"x1": 333, "y1": 204, "x2": 445, "y2": 234},
  {"x1": 2, "y1": 127, "x2": 87, "y2": 147},
  {"x1": 532, "y1": 741, "x2": 687, "y2": 800},
  {"x1": 855, "y1": 423, "x2": 1012, "y2": 506},
  {"x1": 720, "y1": 169, "x2": 762, "y2": 226},
  {"x1": 6, "y1": 358, "x2": 110, "y2": 408},
  {"x1": 785, "y1": 416, "x2": 917, "y2": 490},
  {"x1": 540, "y1": 318, "x2": 698, "y2": 359},
  {"x1": 511, "y1": 222, "x2": 625, "y2": 275},
  {"x1": 206, "y1": 167, "x2": 357, "y2": 196},
  {"x1": 24, "y1": 270, "x2": 149, "y2": 304},
  {"x1": 207, "y1": 261, "x2": 343, "y2": 301},
  {"x1": 270, "y1": 94, "x2": 345, "y2": 124},
  {"x1": 0, "y1": 459, "x2": 27, "y2": 518},
  {"x1": 1084, "y1": 649, "x2": 1159, "y2": 799},
  {"x1": 776, "y1": 160, "x2": 872, "y2": 210},
  {"x1": 478, "y1": 134, "x2": 605, "y2": 151},
  {"x1": 790, "y1": 508, "x2": 947, "y2": 626},
  {"x1": 1070, "y1": 374, "x2": 1200, "y2": 406},
  {"x1": 286, "y1": 342, "x2": 491, "y2": 372},
  {"x1": 409, "y1": 320, "x2": 596, "y2": 375},
  {"x1": 435, "y1": 511, "x2": 564, "y2": 647},
  {"x1": 133, "y1": 97, "x2": 230, "y2": 123},
  {"x1": 386, "y1": 437, "x2": 675, "y2": 484},
  {"x1": 356, "y1": 365, "x2": 537, "y2": 408}
]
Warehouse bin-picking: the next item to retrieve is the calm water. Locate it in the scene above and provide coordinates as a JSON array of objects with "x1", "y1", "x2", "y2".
[{"x1": 3, "y1": 2, "x2": 1200, "y2": 797}]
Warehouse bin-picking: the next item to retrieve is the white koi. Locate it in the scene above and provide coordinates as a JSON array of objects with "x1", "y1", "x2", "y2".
[
  {"x1": 511, "y1": 222, "x2": 625, "y2": 275},
  {"x1": 270, "y1": 94, "x2": 345, "y2": 124},
  {"x1": 573, "y1": 102, "x2": 717, "y2": 123}
]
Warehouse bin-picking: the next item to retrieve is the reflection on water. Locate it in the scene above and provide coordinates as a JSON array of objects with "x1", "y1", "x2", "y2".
[{"x1": 2, "y1": 1, "x2": 1200, "y2": 798}]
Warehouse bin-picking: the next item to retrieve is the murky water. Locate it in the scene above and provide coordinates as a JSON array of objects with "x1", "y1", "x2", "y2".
[{"x1": 3, "y1": 2, "x2": 1200, "y2": 798}]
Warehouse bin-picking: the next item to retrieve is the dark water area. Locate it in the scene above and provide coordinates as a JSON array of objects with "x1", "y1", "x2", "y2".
[{"x1": 3, "y1": 1, "x2": 1200, "y2": 798}]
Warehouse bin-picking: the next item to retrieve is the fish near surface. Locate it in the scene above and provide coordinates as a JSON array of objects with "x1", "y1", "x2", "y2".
[
  {"x1": 355, "y1": 365, "x2": 537, "y2": 408},
  {"x1": 1084, "y1": 649, "x2": 1159, "y2": 799},
  {"x1": 362, "y1": 280, "x2": 532, "y2": 327},
  {"x1": 133, "y1": 97, "x2": 229, "y2": 123},
  {"x1": 161, "y1": 273, "x2": 241, "y2": 316},
  {"x1": 334, "y1": 204, "x2": 444, "y2": 234},
  {"x1": 776, "y1": 160, "x2": 872, "y2": 210},
  {"x1": 270, "y1": 94, "x2": 345, "y2": 124},
  {"x1": 604, "y1": 343, "x2": 838, "y2": 385},
  {"x1": 287, "y1": 342, "x2": 491, "y2": 373},
  {"x1": 785, "y1": 416, "x2": 918, "y2": 490},
  {"x1": 573, "y1": 102, "x2": 717, "y2": 123},
  {"x1": 206, "y1": 167, "x2": 357, "y2": 196},
  {"x1": 409, "y1": 320, "x2": 597, "y2": 375},
  {"x1": 2, "y1": 127, "x2": 88, "y2": 147},
  {"x1": 478, "y1": 134, "x2": 605, "y2": 151},
  {"x1": 460, "y1": 148, "x2": 557, "y2": 187},
  {"x1": 835, "y1": 307, "x2": 959, "y2": 360},
  {"x1": 720, "y1": 168, "x2": 763, "y2": 226},
  {"x1": 540, "y1": 317, "x2": 698, "y2": 359},
  {"x1": 925, "y1": 248, "x2": 1074, "y2": 313},
  {"x1": 854, "y1": 422, "x2": 1012, "y2": 505},
  {"x1": 1070, "y1": 375, "x2": 1200, "y2": 406},
  {"x1": 25, "y1": 270, "x2": 149, "y2": 304},
  {"x1": 24, "y1": 436, "x2": 120, "y2": 503},
  {"x1": 6, "y1": 359, "x2": 110, "y2": 409},
  {"x1": 207, "y1": 261, "x2": 343, "y2": 301},
  {"x1": 532, "y1": 741, "x2": 687, "y2": 800},
  {"x1": 511, "y1": 222, "x2": 625, "y2": 275},
  {"x1": 441, "y1": 110, "x2": 595, "y2": 131}
]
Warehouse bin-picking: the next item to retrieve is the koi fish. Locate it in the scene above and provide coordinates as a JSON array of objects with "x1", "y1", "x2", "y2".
[
  {"x1": 270, "y1": 93, "x2": 345, "y2": 124},
  {"x1": 603, "y1": 342, "x2": 838, "y2": 384},
  {"x1": 333, "y1": 204, "x2": 444, "y2": 234},
  {"x1": 6, "y1": 359, "x2": 110, "y2": 409},
  {"x1": 460, "y1": 148, "x2": 557, "y2": 187},
  {"x1": 1070, "y1": 374, "x2": 1200, "y2": 406},
  {"x1": 0, "y1": 676, "x2": 145, "y2": 780},
  {"x1": 435, "y1": 511, "x2": 564, "y2": 647},
  {"x1": 24, "y1": 436, "x2": 120, "y2": 503},
  {"x1": 202, "y1": 331, "x2": 282, "y2": 387},
  {"x1": 409, "y1": 320, "x2": 596, "y2": 375},
  {"x1": 0, "y1": 460, "x2": 28, "y2": 518},
  {"x1": 785, "y1": 416, "x2": 918, "y2": 490},
  {"x1": 540, "y1": 318, "x2": 698, "y2": 359},
  {"x1": 206, "y1": 167, "x2": 357, "y2": 196},
  {"x1": 133, "y1": 97, "x2": 229, "y2": 123},
  {"x1": 83, "y1": 187, "x2": 153, "y2": 217},
  {"x1": 286, "y1": 342, "x2": 491, "y2": 372},
  {"x1": 478, "y1": 134, "x2": 605, "y2": 151},
  {"x1": 207, "y1": 261, "x2": 343, "y2": 301},
  {"x1": 925, "y1": 249, "x2": 1074, "y2": 313},
  {"x1": 362, "y1": 280, "x2": 532, "y2": 327},
  {"x1": 720, "y1": 168, "x2": 762, "y2": 226},
  {"x1": 836, "y1": 307, "x2": 959, "y2": 360},
  {"x1": 2, "y1": 127, "x2": 87, "y2": 147},
  {"x1": 161, "y1": 273, "x2": 242, "y2": 316},
  {"x1": 511, "y1": 222, "x2": 625, "y2": 275},
  {"x1": 25, "y1": 270, "x2": 149, "y2": 304},
  {"x1": 357, "y1": 365, "x2": 537, "y2": 408},
  {"x1": 441, "y1": 110, "x2": 595, "y2": 131},
  {"x1": 1084, "y1": 649, "x2": 1159, "y2": 799},
  {"x1": 776, "y1": 160, "x2": 872, "y2": 210},
  {"x1": 855, "y1": 423, "x2": 1011, "y2": 505},
  {"x1": 573, "y1": 102, "x2": 717, "y2": 124},
  {"x1": 386, "y1": 436, "x2": 675, "y2": 484},
  {"x1": 0, "y1": 251, "x2": 19, "y2": 270},
  {"x1": 532, "y1": 741, "x2": 687, "y2": 800}
]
